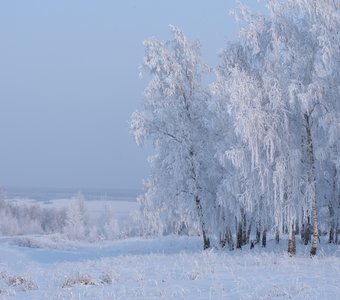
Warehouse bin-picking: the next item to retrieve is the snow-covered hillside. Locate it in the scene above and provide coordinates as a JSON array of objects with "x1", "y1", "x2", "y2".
[
  {"x1": 0, "y1": 193, "x2": 339, "y2": 299},
  {"x1": 0, "y1": 234, "x2": 339, "y2": 299}
]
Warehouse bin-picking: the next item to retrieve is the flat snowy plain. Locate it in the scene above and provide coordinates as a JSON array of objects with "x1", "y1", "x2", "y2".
[{"x1": 0, "y1": 198, "x2": 339, "y2": 299}]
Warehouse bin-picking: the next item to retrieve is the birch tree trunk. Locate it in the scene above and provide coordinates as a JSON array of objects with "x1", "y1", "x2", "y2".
[
  {"x1": 288, "y1": 226, "x2": 296, "y2": 256},
  {"x1": 195, "y1": 196, "x2": 210, "y2": 249},
  {"x1": 304, "y1": 112, "x2": 319, "y2": 256}
]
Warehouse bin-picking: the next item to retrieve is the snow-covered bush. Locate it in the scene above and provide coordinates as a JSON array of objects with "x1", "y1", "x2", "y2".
[
  {"x1": 63, "y1": 193, "x2": 89, "y2": 240},
  {"x1": 0, "y1": 197, "x2": 66, "y2": 236},
  {"x1": 0, "y1": 210, "x2": 20, "y2": 236},
  {"x1": 0, "y1": 269, "x2": 38, "y2": 292},
  {"x1": 6, "y1": 275, "x2": 38, "y2": 291},
  {"x1": 134, "y1": 190, "x2": 200, "y2": 237},
  {"x1": 62, "y1": 273, "x2": 96, "y2": 288}
]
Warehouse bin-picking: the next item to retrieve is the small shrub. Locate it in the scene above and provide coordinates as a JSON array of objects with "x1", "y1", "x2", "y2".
[
  {"x1": 62, "y1": 273, "x2": 96, "y2": 288},
  {"x1": 99, "y1": 273, "x2": 113, "y2": 285},
  {"x1": 15, "y1": 237, "x2": 41, "y2": 248},
  {"x1": 6, "y1": 275, "x2": 38, "y2": 291},
  {"x1": 99, "y1": 271, "x2": 120, "y2": 285}
]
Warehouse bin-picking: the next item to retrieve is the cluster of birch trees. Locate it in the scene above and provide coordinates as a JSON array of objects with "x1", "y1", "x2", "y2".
[{"x1": 131, "y1": 0, "x2": 340, "y2": 255}]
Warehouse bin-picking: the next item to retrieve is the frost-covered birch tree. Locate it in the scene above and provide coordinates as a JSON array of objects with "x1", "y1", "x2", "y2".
[
  {"x1": 212, "y1": 0, "x2": 340, "y2": 255},
  {"x1": 212, "y1": 5, "x2": 300, "y2": 251},
  {"x1": 212, "y1": 40, "x2": 270, "y2": 248},
  {"x1": 268, "y1": 0, "x2": 340, "y2": 255},
  {"x1": 131, "y1": 26, "x2": 219, "y2": 249}
]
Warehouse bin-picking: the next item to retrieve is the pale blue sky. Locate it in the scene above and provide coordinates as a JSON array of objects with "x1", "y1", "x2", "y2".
[{"x1": 0, "y1": 1, "x2": 265, "y2": 190}]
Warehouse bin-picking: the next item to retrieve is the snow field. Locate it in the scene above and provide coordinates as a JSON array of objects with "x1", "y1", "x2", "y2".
[
  {"x1": 0, "y1": 196, "x2": 339, "y2": 299},
  {"x1": 0, "y1": 236, "x2": 339, "y2": 299}
]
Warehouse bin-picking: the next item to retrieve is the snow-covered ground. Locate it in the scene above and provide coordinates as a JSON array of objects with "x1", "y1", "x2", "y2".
[
  {"x1": 0, "y1": 197, "x2": 339, "y2": 299},
  {"x1": 0, "y1": 235, "x2": 340, "y2": 299}
]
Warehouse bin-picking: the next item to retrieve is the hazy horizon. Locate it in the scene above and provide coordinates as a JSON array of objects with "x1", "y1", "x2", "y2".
[{"x1": 0, "y1": 0, "x2": 265, "y2": 190}]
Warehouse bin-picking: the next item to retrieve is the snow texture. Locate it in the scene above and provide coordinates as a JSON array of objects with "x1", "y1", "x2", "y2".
[
  {"x1": 0, "y1": 198, "x2": 339, "y2": 299},
  {"x1": 0, "y1": 234, "x2": 339, "y2": 299}
]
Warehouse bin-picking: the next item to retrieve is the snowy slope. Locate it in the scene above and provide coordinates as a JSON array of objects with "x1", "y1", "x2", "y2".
[
  {"x1": 0, "y1": 197, "x2": 339, "y2": 299},
  {"x1": 0, "y1": 235, "x2": 339, "y2": 299}
]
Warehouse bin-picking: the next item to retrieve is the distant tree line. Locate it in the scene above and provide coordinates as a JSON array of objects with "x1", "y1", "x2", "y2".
[{"x1": 0, "y1": 191, "x2": 131, "y2": 241}]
